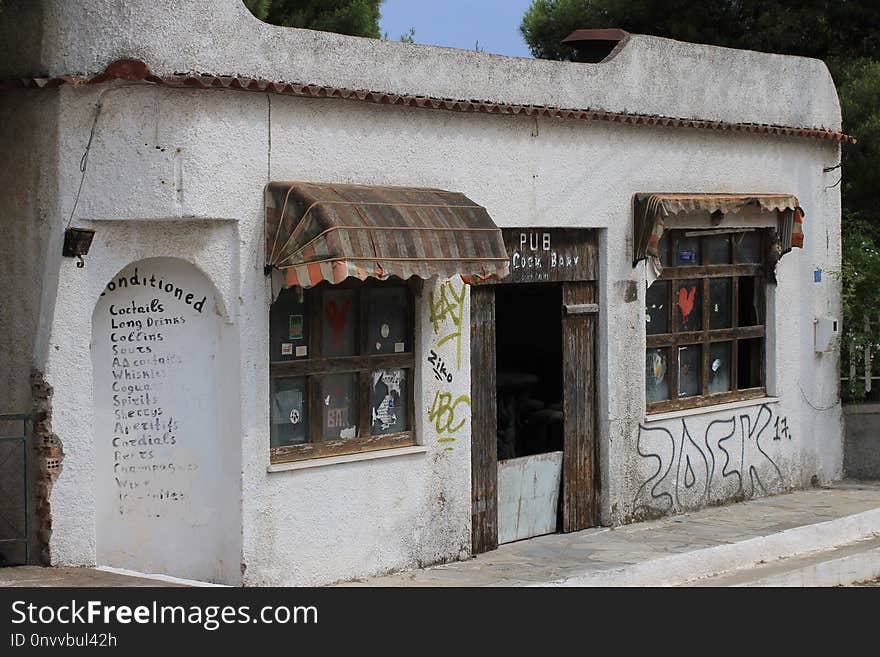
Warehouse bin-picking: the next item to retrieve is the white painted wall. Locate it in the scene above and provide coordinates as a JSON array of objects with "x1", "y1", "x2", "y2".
[
  {"x1": 0, "y1": 2, "x2": 843, "y2": 584},
  {"x1": 91, "y1": 257, "x2": 239, "y2": 584}
]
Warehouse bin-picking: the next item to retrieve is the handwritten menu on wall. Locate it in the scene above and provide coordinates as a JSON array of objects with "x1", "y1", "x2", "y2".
[{"x1": 92, "y1": 258, "x2": 228, "y2": 578}]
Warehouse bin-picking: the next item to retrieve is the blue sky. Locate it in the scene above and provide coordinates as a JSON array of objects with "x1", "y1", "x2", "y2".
[{"x1": 379, "y1": 0, "x2": 534, "y2": 58}]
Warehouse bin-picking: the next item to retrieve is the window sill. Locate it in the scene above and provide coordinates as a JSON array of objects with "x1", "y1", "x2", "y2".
[
  {"x1": 267, "y1": 444, "x2": 428, "y2": 473},
  {"x1": 645, "y1": 395, "x2": 779, "y2": 423}
]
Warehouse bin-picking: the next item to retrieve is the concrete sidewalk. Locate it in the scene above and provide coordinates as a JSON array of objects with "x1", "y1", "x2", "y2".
[
  {"x1": 3, "y1": 480, "x2": 879, "y2": 587},
  {"x1": 343, "y1": 479, "x2": 880, "y2": 587},
  {"x1": 0, "y1": 567, "x2": 185, "y2": 587}
]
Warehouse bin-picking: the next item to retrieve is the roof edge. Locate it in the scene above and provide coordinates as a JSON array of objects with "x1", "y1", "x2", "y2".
[{"x1": 0, "y1": 59, "x2": 855, "y2": 145}]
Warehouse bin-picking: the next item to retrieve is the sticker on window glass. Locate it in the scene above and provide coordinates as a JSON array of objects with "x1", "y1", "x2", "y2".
[
  {"x1": 289, "y1": 407, "x2": 302, "y2": 425},
  {"x1": 295, "y1": 345, "x2": 308, "y2": 357},
  {"x1": 678, "y1": 250, "x2": 697, "y2": 263},
  {"x1": 371, "y1": 369, "x2": 407, "y2": 435},
  {"x1": 652, "y1": 351, "x2": 666, "y2": 384},
  {"x1": 281, "y1": 343, "x2": 293, "y2": 356},
  {"x1": 394, "y1": 342, "x2": 405, "y2": 353},
  {"x1": 289, "y1": 314, "x2": 304, "y2": 340}
]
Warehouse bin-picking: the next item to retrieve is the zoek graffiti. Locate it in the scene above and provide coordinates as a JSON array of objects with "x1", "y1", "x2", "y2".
[
  {"x1": 427, "y1": 279, "x2": 471, "y2": 450},
  {"x1": 632, "y1": 404, "x2": 792, "y2": 517}
]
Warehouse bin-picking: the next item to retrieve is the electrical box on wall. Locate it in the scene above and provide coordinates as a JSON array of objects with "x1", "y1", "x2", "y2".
[{"x1": 814, "y1": 317, "x2": 839, "y2": 353}]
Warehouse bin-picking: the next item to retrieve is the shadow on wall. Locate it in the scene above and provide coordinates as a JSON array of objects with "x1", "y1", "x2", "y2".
[{"x1": 631, "y1": 403, "x2": 793, "y2": 521}]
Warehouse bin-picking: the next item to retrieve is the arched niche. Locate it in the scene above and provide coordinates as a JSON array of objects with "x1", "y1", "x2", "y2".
[{"x1": 90, "y1": 257, "x2": 240, "y2": 584}]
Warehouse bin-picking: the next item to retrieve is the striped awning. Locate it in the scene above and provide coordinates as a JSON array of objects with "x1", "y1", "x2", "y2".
[
  {"x1": 265, "y1": 182, "x2": 509, "y2": 288},
  {"x1": 633, "y1": 192, "x2": 805, "y2": 265}
]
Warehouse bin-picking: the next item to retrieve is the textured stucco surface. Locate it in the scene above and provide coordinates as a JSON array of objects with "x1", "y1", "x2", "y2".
[
  {"x1": 0, "y1": 0, "x2": 840, "y2": 131},
  {"x1": 0, "y1": 0, "x2": 844, "y2": 585}
]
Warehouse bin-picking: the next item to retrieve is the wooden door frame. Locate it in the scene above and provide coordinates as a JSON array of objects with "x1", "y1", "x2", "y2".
[
  {"x1": 470, "y1": 281, "x2": 599, "y2": 554},
  {"x1": 561, "y1": 281, "x2": 599, "y2": 531},
  {"x1": 470, "y1": 285, "x2": 498, "y2": 554}
]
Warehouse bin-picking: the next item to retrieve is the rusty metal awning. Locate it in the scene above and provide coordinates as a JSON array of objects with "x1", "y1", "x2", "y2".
[
  {"x1": 265, "y1": 182, "x2": 510, "y2": 288},
  {"x1": 633, "y1": 192, "x2": 805, "y2": 264}
]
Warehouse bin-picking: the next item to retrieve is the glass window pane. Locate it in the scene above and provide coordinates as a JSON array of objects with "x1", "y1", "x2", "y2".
[
  {"x1": 707, "y1": 234, "x2": 732, "y2": 264},
  {"x1": 321, "y1": 289, "x2": 357, "y2": 357},
  {"x1": 645, "y1": 281, "x2": 669, "y2": 335},
  {"x1": 270, "y1": 377, "x2": 308, "y2": 447},
  {"x1": 678, "y1": 345, "x2": 702, "y2": 397},
  {"x1": 708, "y1": 342, "x2": 732, "y2": 394},
  {"x1": 675, "y1": 280, "x2": 702, "y2": 332},
  {"x1": 734, "y1": 232, "x2": 762, "y2": 263},
  {"x1": 709, "y1": 278, "x2": 732, "y2": 329},
  {"x1": 321, "y1": 373, "x2": 359, "y2": 440},
  {"x1": 646, "y1": 348, "x2": 670, "y2": 403},
  {"x1": 370, "y1": 369, "x2": 408, "y2": 435},
  {"x1": 676, "y1": 236, "x2": 702, "y2": 266},
  {"x1": 365, "y1": 287, "x2": 408, "y2": 354},
  {"x1": 270, "y1": 287, "x2": 309, "y2": 360},
  {"x1": 737, "y1": 338, "x2": 763, "y2": 389},
  {"x1": 737, "y1": 277, "x2": 765, "y2": 327}
]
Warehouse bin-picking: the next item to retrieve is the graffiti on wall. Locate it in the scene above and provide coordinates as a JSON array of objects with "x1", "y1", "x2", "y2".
[
  {"x1": 427, "y1": 278, "x2": 470, "y2": 451},
  {"x1": 427, "y1": 349, "x2": 454, "y2": 383},
  {"x1": 632, "y1": 404, "x2": 792, "y2": 517},
  {"x1": 429, "y1": 391, "x2": 471, "y2": 450},
  {"x1": 429, "y1": 279, "x2": 466, "y2": 369}
]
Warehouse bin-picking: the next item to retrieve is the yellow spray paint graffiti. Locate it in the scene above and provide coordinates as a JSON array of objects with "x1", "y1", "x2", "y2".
[
  {"x1": 429, "y1": 279, "x2": 466, "y2": 370},
  {"x1": 428, "y1": 278, "x2": 469, "y2": 451},
  {"x1": 429, "y1": 391, "x2": 471, "y2": 451}
]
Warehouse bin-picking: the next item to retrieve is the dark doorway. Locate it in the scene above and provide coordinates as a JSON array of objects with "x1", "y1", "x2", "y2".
[{"x1": 495, "y1": 283, "x2": 564, "y2": 460}]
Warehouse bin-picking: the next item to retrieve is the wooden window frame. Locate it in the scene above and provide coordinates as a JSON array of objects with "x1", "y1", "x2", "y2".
[
  {"x1": 269, "y1": 278, "x2": 419, "y2": 464},
  {"x1": 646, "y1": 229, "x2": 768, "y2": 414}
]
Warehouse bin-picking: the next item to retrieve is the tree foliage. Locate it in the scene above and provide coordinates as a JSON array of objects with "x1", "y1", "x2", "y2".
[
  {"x1": 520, "y1": 0, "x2": 880, "y2": 62},
  {"x1": 244, "y1": 0, "x2": 384, "y2": 39},
  {"x1": 836, "y1": 59, "x2": 880, "y2": 230}
]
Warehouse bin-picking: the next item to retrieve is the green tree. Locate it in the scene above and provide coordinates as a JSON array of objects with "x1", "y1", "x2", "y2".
[
  {"x1": 245, "y1": 0, "x2": 384, "y2": 39},
  {"x1": 243, "y1": 0, "x2": 271, "y2": 21},
  {"x1": 836, "y1": 59, "x2": 880, "y2": 231},
  {"x1": 520, "y1": 0, "x2": 880, "y2": 62}
]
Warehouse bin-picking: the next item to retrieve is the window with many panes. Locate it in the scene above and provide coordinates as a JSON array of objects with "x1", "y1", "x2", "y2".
[
  {"x1": 269, "y1": 278, "x2": 417, "y2": 463},
  {"x1": 645, "y1": 229, "x2": 767, "y2": 413}
]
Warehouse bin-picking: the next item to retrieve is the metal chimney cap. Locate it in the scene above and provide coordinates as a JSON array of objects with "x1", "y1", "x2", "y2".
[
  {"x1": 561, "y1": 28, "x2": 629, "y2": 44},
  {"x1": 561, "y1": 28, "x2": 629, "y2": 63}
]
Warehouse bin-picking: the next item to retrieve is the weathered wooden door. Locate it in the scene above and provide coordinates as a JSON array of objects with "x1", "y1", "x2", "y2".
[
  {"x1": 470, "y1": 285, "x2": 498, "y2": 554},
  {"x1": 561, "y1": 282, "x2": 599, "y2": 531}
]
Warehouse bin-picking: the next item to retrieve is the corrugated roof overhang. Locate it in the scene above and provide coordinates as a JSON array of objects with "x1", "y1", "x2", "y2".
[
  {"x1": 633, "y1": 192, "x2": 805, "y2": 265},
  {"x1": 265, "y1": 182, "x2": 510, "y2": 288}
]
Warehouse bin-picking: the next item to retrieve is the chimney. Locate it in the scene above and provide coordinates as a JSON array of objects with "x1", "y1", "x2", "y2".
[{"x1": 561, "y1": 28, "x2": 628, "y2": 63}]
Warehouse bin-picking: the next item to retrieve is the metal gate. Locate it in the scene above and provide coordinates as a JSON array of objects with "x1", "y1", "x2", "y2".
[{"x1": 0, "y1": 414, "x2": 30, "y2": 566}]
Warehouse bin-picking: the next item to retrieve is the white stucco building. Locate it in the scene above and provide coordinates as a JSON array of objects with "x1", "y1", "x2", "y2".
[{"x1": 0, "y1": 0, "x2": 848, "y2": 585}]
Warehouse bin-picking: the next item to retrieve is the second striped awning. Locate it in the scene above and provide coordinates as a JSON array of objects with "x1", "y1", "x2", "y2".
[{"x1": 265, "y1": 182, "x2": 510, "y2": 288}]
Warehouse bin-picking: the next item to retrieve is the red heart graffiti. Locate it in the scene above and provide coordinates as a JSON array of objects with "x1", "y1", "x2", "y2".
[
  {"x1": 325, "y1": 299, "x2": 352, "y2": 344},
  {"x1": 678, "y1": 286, "x2": 697, "y2": 325}
]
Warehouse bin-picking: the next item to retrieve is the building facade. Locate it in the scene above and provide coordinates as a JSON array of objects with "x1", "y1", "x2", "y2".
[{"x1": 0, "y1": 0, "x2": 847, "y2": 585}]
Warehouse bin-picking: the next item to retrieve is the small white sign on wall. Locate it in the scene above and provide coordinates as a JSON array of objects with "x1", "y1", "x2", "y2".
[{"x1": 91, "y1": 257, "x2": 237, "y2": 583}]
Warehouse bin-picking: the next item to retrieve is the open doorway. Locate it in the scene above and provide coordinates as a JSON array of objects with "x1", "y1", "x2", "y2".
[
  {"x1": 495, "y1": 284, "x2": 564, "y2": 459},
  {"x1": 494, "y1": 283, "x2": 564, "y2": 544},
  {"x1": 470, "y1": 228, "x2": 599, "y2": 555}
]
